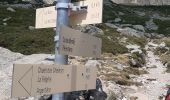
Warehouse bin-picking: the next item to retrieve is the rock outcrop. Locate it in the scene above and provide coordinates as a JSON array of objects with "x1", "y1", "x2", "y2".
[{"x1": 112, "y1": 0, "x2": 170, "y2": 6}]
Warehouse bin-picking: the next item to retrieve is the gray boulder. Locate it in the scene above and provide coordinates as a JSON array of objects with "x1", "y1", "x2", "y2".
[
  {"x1": 74, "y1": 25, "x2": 104, "y2": 36},
  {"x1": 150, "y1": 33, "x2": 165, "y2": 39},
  {"x1": 145, "y1": 19, "x2": 158, "y2": 31},
  {"x1": 129, "y1": 58, "x2": 143, "y2": 68},
  {"x1": 114, "y1": 18, "x2": 122, "y2": 23},
  {"x1": 117, "y1": 27, "x2": 144, "y2": 38},
  {"x1": 3, "y1": 23, "x2": 7, "y2": 26},
  {"x1": 105, "y1": 23, "x2": 119, "y2": 29},
  {"x1": 7, "y1": 7, "x2": 16, "y2": 12},
  {"x1": 118, "y1": 12, "x2": 125, "y2": 16},
  {"x1": 85, "y1": 60, "x2": 101, "y2": 68},
  {"x1": 28, "y1": 26, "x2": 35, "y2": 30},
  {"x1": 10, "y1": 4, "x2": 32, "y2": 9},
  {"x1": 3, "y1": 17, "x2": 11, "y2": 22},
  {"x1": 133, "y1": 25, "x2": 145, "y2": 32}
]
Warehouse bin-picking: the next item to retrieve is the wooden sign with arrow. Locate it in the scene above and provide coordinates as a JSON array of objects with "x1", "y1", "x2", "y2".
[{"x1": 12, "y1": 64, "x2": 97, "y2": 97}]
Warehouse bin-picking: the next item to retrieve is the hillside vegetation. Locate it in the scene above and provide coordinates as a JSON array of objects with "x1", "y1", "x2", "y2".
[
  {"x1": 0, "y1": 6, "x2": 54, "y2": 55},
  {"x1": 0, "y1": 0, "x2": 170, "y2": 55},
  {"x1": 104, "y1": 2, "x2": 170, "y2": 35}
]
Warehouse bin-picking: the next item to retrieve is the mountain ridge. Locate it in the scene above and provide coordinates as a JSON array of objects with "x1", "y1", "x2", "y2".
[{"x1": 112, "y1": 0, "x2": 170, "y2": 6}]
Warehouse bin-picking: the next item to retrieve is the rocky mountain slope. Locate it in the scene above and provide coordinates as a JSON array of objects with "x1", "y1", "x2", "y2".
[
  {"x1": 111, "y1": 0, "x2": 170, "y2": 6},
  {"x1": 1, "y1": 37, "x2": 170, "y2": 100},
  {"x1": 0, "y1": 0, "x2": 170, "y2": 100}
]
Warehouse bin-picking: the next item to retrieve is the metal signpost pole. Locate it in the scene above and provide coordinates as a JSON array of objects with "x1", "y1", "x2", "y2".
[{"x1": 52, "y1": 0, "x2": 70, "y2": 100}]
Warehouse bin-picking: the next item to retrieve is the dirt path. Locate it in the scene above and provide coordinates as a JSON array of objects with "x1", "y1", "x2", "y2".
[{"x1": 130, "y1": 42, "x2": 170, "y2": 100}]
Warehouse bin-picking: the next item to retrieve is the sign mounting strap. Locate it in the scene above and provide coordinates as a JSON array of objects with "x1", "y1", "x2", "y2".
[
  {"x1": 56, "y1": 3, "x2": 70, "y2": 9},
  {"x1": 56, "y1": 3, "x2": 88, "y2": 11}
]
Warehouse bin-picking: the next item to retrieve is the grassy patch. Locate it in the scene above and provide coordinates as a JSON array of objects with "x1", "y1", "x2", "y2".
[
  {"x1": 153, "y1": 38, "x2": 170, "y2": 55},
  {"x1": 102, "y1": 66, "x2": 145, "y2": 86},
  {"x1": 103, "y1": 4, "x2": 117, "y2": 22},
  {"x1": 120, "y1": 15, "x2": 149, "y2": 26},
  {"x1": 164, "y1": 38, "x2": 170, "y2": 48},
  {"x1": 154, "y1": 19, "x2": 170, "y2": 35},
  {"x1": 101, "y1": 36, "x2": 128, "y2": 54},
  {"x1": 97, "y1": 24, "x2": 128, "y2": 54},
  {"x1": 114, "y1": 67, "x2": 147, "y2": 86},
  {"x1": 159, "y1": 53, "x2": 170, "y2": 73},
  {"x1": 161, "y1": 54, "x2": 170, "y2": 73},
  {"x1": 123, "y1": 67, "x2": 148, "y2": 75},
  {"x1": 131, "y1": 52, "x2": 146, "y2": 66},
  {"x1": 155, "y1": 47, "x2": 169, "y2": 55},
  {"x1": 115, "y1": 79, "x2": 142, "y2": 86},
  {"x1": 108, "y1": 92, "x2": 117, "y2": 100},
  {"x1": 0, "y1": 6, "x2": 55, "y2": 55},
  {"x1": 127, "y1": 36, "x2": 147, "y2": 48}
]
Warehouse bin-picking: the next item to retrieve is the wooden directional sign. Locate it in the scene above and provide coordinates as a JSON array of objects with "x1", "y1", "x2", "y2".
[
  {"x1": 70, "y1": 0, "x2": 103, "y2": 25},
  {"x1": 35, "y1": 6, "x2": 56, "y2": 28},
  {"x1": 12, "y1": 64, "x2": 97, "y2": 98},
  {"x1": 35, "y1": 0, "x2": 103, "y2": 28},
  {"x1": 59, "y1": 26, "x2": 102, "y2": 58}
]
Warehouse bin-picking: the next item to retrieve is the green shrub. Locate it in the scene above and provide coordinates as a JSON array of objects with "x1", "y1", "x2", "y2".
[
  {"x1": 108, "y1": 92, "x2": 117, "y2": 100},
  {"x1": 127, "y1": 36, "x2": 147, "y2": 48},
  {"x1": 102, "y1": 37, "x2": 128, "y2": 54},
  {"x1": 155, "y1": 47, "x2": 169, "y2": 55},
  {"x1": 154, "y1": 19, "x2": 170, "y2": 35},
  {"x1": 123, "y1": 67, "x2": 148, "y2": 75},
  {"x1": 165, "y1": 39, "x2": 170, "y2": 48},
  {"x1": 131, "y1": 52, "x2": 146, "y2": 65}
]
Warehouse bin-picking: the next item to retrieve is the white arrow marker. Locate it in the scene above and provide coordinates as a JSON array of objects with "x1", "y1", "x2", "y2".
[{"x1": 18, "y1": 66, "x2": 33, "y2": 96}]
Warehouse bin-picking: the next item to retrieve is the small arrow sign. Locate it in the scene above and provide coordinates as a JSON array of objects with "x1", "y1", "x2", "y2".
[
  {"x1": 12, "y1": 65, "x2": 34, "y2": 97},
  {"x1": 18, "y1": 66, "x2": 33, "y2": 96}
]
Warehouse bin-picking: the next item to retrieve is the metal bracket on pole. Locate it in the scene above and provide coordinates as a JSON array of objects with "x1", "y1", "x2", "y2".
[
  {"x1": 56, "y1": 3, "x2": 70, "y2": 9},
  {"x1": 56, "y1": 2, "x2": 88, "y2": 12},
  {"x1": 54, "y1": 35, "x2": 60, "y2": 51},
  {"x1": 54, "y1": 35, "x2": 59, "y2": 42},
  {"x1": 71, "y1": 5, "x2": 88, "y2": 11},
  {"x1": 70, "y1": 4, "x2": 88, "y2": 15}
]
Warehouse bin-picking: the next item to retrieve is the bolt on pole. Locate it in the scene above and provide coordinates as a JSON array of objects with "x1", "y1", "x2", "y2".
[{"x1": 52, "y1": 0, "x2": 70, "y2": 100}]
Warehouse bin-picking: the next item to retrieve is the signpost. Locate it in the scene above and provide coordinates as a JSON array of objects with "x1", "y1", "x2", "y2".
[
  {"x1": 12, "y1": 0, "x2": 103, "y2": 100},
  {"x1": 12, "y1": 64, "x2": 97, "y2": 97},
  {"x1": 35, "y1": 0, "x2": 103, "y2": 28},
  {"x1": 53, "y1": 0, "x2": 70, "y2": 99}
]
